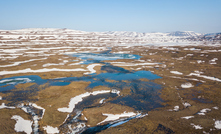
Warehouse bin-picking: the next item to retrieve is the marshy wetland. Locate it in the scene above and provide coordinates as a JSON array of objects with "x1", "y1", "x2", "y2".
[{"x1": 0, "y1": 29, "x2": 221, "y2": 134}]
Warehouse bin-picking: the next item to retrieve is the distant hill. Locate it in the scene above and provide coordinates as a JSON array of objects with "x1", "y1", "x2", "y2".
[
  {"x1": 103, "y1": 31, "x2": 202, "y2": 38},
  {"x1": 0, "y1": 28, "x2": 220, "y2": 45},
  {"x1": 168, "y1": 31, "x2": 202, "y2": 37}
]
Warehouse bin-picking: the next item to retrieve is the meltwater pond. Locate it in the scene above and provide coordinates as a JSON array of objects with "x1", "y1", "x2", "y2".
[{"x1": 69, "y1": 51, "x2": 141, "y2": 64}]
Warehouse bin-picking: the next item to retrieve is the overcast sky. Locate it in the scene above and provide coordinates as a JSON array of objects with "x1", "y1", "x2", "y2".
[{"x1": 0, "y1": 0, "x2": 221, "y2": 33}]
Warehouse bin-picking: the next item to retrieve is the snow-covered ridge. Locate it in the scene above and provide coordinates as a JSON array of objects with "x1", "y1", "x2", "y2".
[
  {"x1": 103, "y1": 31, "x2": 202, "y2": 38},
  {"x1": 168, "y1": 31, "x2": 202, "y2": 37},
  {"x1": 0, "y1": 28, "x2": 202, "y2": 37},
  {"x1": 0, "y1": 28, "x2": 220, "y2": 46}
]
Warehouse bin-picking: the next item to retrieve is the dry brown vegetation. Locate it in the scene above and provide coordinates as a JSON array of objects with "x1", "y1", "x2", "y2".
[{"x1": 0, "y1": 43, "x2": 221, "y2": 133}]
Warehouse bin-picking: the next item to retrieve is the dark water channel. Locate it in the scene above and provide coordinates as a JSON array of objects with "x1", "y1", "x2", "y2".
[{"x1": 0, "y1": 50, "x2": 163, "y2": 133}]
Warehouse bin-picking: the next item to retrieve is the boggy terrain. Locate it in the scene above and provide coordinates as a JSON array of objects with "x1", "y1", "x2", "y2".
[
  {"x1": 0, "y1": 30, "x2": 221, "y2": 133},
  {"x1": 99, "y1": 45, "x2": 221, "y2": 134}
]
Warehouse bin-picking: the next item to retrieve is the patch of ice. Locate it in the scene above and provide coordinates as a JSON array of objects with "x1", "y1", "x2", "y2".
[
  {"x1": 181, "y1": 83, "x2": 193, "y2": 88},
  {"x1": 203, "y1": 131, "x2": 209, "y2": 134},
  {"x1": 182, "y1": 102, "x2": 191, "y2": 108},
  {"x1": 198, "y1": 113, "x2": 206, "y2": 115},
  {"x1": 200, "y1": 108, "x2": 211, "y2": 113},
  {"x1": 1, "y1": 48, "x2": 28, "y2": 53},
  {"x1": 181, "y1": 116, "x2": 194, "y2": 119},
  {"x1": 197, "y1": 60, "x2": 205, "y2": 64},
  {"x1": 43, "y1": 126, "x2": 59, "y2": 134},
  {"x1": 25, "y1": 51, "x2": 44, "y2": 54},
  {"x1": 188, "y1": 73, "x2": 221, "y2": 82},
  {"x1": 68, "y1": 122, "x2": 86, "y2": 134},
  {"x1": 184, "y1": 48, "x2": 201, "y2": 51},
  {"x1": 31, "y1": 103, "x2": 45, "y2": 119},
  {"x1": 215, "y1": 120, "x2": 221, "y2": 129},
  {"x1": 191, "y1": 123, "x2": 203, "y2": 129},
  {"x1": 111, "y1": 89, "x2": 120, "y2": 96},
  {"x1": 0, "y1": 58, "x2": 46, "y2": 67},
  {"x1": 32, "y1": 115, "x2": 39, "y2": 133},
  {"x1": 186, "y1": 54, "x2": 194, "y2": 56},
  {"x1": 0, "y1": 68, "x2": 87, "y2": 75},
  {"x1": 209, "y1": 58, "x2": 218, "y2": 64},
  {"x1": 0, "y1": 103, "x2": 16, "y2": 109},
  {"x1": 175, "y1": 57, "x2": 184, "y2": 60},
  {"x1": 84, "y1": 64, "x2": 101, "y2": 75},
  {"x1": 99, "y1": 98, "x2": 105, "y2": 104},
  {"x1": 198, "y1": 108, "x2": 211, "y2": 115},
  {"x1": 110, "y1": 119, "x2": 130, "y2": 128},
  {"x1": 69, "y1": 61, "x2": 84, "y2": 65},
  {"x1": 173, "y1": 106, "x2": 179, "y2": 111},
  {"x1": 42, "y1": 63, "x2": 65, "y2": 67},
  {"x1": 0, "y1": 78, "x2": 32, "y2": 85},
  {"x1": 112, "y1": 62, "x2": 158, "y2": 66},
  {"x1": 213, "y1": 106, "x2": 219, "y2": 110},
  {"x1": 194, "y1": 71, "x2": 204, "y2": 74},
  {"x1": 11, "y1": 115, "x2": 33, "y2": 134},
  {"x1": 170, "y1": 71, "x2": 183, "y2": 75},
  {"x1": 98, "y1": 111, "x2": 137, "y2": 125},
  {"x1": 136, "y1": 113, "x2": 148, "y2": 118},
  {"x1": 84, "y1": 116, "x2": 87, "y2": 120},
  {"x1": 113, "y1": 51, "x2": 131, "y2": 54},
  {"x1": 58, "y1": 90, "x2": 111, "y2": 113},
  {"x1": 136, "y1": 68, "x2": 142, "y2": 70}
]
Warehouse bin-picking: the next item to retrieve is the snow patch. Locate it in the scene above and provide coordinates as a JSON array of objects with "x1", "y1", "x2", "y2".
[
  {"x1": 173, "y1": 106, "x2": 179, "y2": 111},
  {"x1": 0, "y1": 68, "x2": 87, "y2": 75},
  {"x1": 213, "y1": 106, "x2": 219, "y2": 110},
  {"x1": 11, "y1": 115, "x2": 33, "y2": 134},
  {"x1": 84, "y1": 64, "x2": 101, "y2": 75},
  {"x1": 215, "y1": 120, "x2": 221, "y2": 129},
  {"x1": 188, "y1": 73, "x2": 221, "y2": 82},
  {"x1": 112, "y1": 62, "x2": 158, "y2": 66},
  {"x1": 111, "y1": 89, "x2": 120, "y2": 96},
  {"x1": 0, "y1": 103, "x2": 15, "y2": 109},
  {"x1": 98, "y1": 111, "x2": 137, "y2": 125},
  {"x1": 191, "y1": 123, "x2": 203, "y2": 129},
  {"x1": 170, "y1": 71, "x2": 183, "y2": 75},
  {"x1": 0, "y1": 58, "x2": 46, "y2": 67},
  {"x1": 186, "y1": 54, "x2": 194, "y2": 56},
  {"x1": 182, "y1": 102, "x2": 191, "y2": 108},
  {"x1": 209, "y1": 58, "x2": 218, "y2": 64},
  {"x1": 197, "y1": 60, "x2": 205, "y2": 64},
  {"x1": 43, "y1": 126, "x2": 59, "y2": 134},
  {"x1": 42, "y1": 63, "x2": 65, "y2": 67},
  {"x1": 181, "y1": 116, "x2": 194, "y2": 119},
  {"x1": 0, "y1": 78, "x2": 32, "y2": 85},
  {"x1": 198, "y1": 108, "x2": 211, "y2": 115},
  {"x1": 99, "y1": 98, "x2": 105, "y2": 104},
  {"x1": 58, "y1": 90, "x2": 111, "y2": 113},
  {"x1": 181, "y1": 83, "x2": 193, "y2": 88}
]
